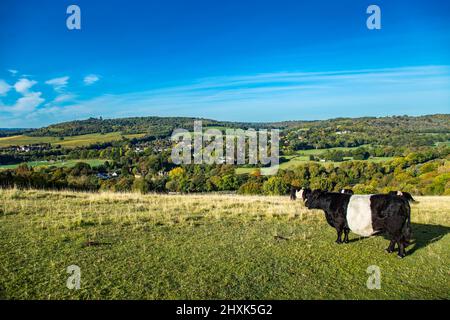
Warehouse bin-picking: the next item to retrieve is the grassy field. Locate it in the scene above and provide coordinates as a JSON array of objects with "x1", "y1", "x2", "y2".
[
  {"x1": 276, "y1": 145, "x2": 394, "y2": 169},
  {"x1": 235, "y1": 155, "x2": 394, "y2": 174},
  {"x1": 0, "y1": 132, "x2": 146, "y2": 148},
  {"x1": 0, "y1": 159, "x2": 107, "y2": 170},
  {"x1": 0, "y1": 189, "x2": 449, "y2": 299},
  {"x1": 235, "y1": 167, "x2": 260, "y2": 174},
  {"x1": 435, "y1": 140, "x2": 450, "y2": 147},
  {"x1": 234, "y1": 145, "x2": 394, "y2": 173},
  {"x1": 294, "y1": 145, "x2": 371, "y2": 156},
  {"x1": 279, "y1": 156, "x2": 394, "y2": 169}
]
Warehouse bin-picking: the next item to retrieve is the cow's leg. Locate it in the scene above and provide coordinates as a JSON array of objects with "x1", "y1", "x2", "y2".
[
  {"x1": 383, "y1": 214, "x2": 408, "y2": 257},
  {"x1": 400, "y1": 235, "x2": 411, "y2": 248},
  {"x1": 335, "y1": 225, "x2": 344, "y2": 244},
  {"x1": 385, "y1": 239, "x2": 396, "y2": 253},
  {"x1": 397, "y1": 239, "x2": 406, "y2": 258},
  {"x1": 343, "y1": 227, "x2": 350, "y2": 243}
]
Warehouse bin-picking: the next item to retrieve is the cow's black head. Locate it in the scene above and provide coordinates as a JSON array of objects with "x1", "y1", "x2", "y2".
[
  {"x1": 304, "y1": 189, "x2": 324, "y2": 209},
  {"x1": 302, "y1": 188, "x2": 311, "y2": 202}
]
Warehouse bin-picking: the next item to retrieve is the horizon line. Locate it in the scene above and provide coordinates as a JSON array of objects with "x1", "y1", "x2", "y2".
[{"x1": 1, "y1": 112, "x2": 449, "y2": 130}]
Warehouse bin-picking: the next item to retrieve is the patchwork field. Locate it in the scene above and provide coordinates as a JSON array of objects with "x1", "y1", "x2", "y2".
[
  {"x1": 294, "y1": 145, "x2": 371, "y2": 156},
  {"x1": 0, "y1": 189, "x2": 449, "y2": 299},
  {"x1": 236, "y1": 156, "x2": 394, "y2": 174},
  {"x1": 235, "y1": 145, "x2": 395, "y2": 174},
  {"x1": 0, "y1": 132, "x2": 146, "y2": 148},
  {"x1": 0, "y1": 159, "x2": 107, "y2": 170}
]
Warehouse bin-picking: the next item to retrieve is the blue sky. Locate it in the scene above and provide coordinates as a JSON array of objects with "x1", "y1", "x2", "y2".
[{"x1": 0, "y1": 0, "x2": 449, "y2": 128}]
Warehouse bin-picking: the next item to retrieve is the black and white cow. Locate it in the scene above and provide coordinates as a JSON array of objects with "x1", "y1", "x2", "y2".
[
  {"x1": 293, "y1": 187, "x2": 312, "y2": 202},
  {"x1": 290, "y1": 187, "x2": 312, "y2": 201},
  {"x1": 388, "y1": 191, "x2": 416, "y2": 203},
  {"x1": 340, "y1": 189, "x2": 354, "y2": 194},
  {"x1": 304, "y1": 190, "x2": 412, "y2": 258},
  {"x1": 290, "y1": 186, "x2": 299, "y2": 200}
]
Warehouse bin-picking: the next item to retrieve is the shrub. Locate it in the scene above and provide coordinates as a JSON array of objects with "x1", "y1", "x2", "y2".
[
  {"x1": 238, "y1": 181, "x2": 263, "y2": 195},
  {"x1": 262, "y1": 177, "x2": 289, "y2": 195}
]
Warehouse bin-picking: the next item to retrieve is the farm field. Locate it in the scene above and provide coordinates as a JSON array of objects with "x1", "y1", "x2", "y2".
[
  {"x1": 235, "y1": 155, "x2": 394, "y2": 174},
  {"x1": 293, "y1": 145, "x2": 371, "y2": 156},
  {"x1": 235, "y1": 167, "x2": 259, "y2": 174},
  {"x1": 235, "y1": 144, "x2": 394, "y2": 173},
  {"x1": 0, "y1": 189, "x2": 448, "y2": 299},
  {"x1": 436, "y1": 140, "x2": 450, "y2": 147},
  {"x1": 0, "y1": 132, "x2": 146, "y2": 148},
  {"x1": 0, "y1": 159, "x2": 107, "y2": 170},
  {"x1": 279, "y1": 155, "x2": 395, "y2": 169}
]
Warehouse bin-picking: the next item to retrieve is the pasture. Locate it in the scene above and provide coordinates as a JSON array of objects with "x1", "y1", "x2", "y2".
[
  {"x1": 0, "y1": 189, "x2": 449, "y2": 299},
  {"x1": 235, "y1": 155, "x2": 393, "y2": 174},
  {"x1": 294, "y1": 145, "x2": 370, "y2": 156},
  {"x1": 0, "y1": 159, "x2": 107, "y2": 170},
  {"x1": 235, "y1": 145, "x2": 394, "y2": 174},
  {"x1": 0, "y1": 132, "x2": 145, "y2": 148}
]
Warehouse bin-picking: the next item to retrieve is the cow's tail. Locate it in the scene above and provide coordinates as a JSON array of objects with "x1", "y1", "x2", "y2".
[{"x1": 401, "y1": 200, "x2": 412, "y2": 244}]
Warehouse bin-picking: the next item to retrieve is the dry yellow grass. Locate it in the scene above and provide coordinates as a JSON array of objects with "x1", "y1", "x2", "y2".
[{"x1": 1, "y1": 189, "x2": 448, "y2": 227}]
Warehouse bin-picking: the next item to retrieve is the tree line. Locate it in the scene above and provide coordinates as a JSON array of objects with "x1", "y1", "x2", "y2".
[{"x1": 1, "y1": 147, "x2": 448, "y2": 196}]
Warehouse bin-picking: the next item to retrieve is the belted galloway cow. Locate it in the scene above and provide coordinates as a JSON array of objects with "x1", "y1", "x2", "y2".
[{"x1": 302, "y1": 189, "x2": 412, "y2": 258}]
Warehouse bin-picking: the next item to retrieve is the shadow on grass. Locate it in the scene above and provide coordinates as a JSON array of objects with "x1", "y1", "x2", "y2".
[
  {"x1": 406, "y1": 223, "x2": 450, "y2": 255},
  {"x1": 347, "y1": 223, "x2": 450, "y2": 255}
]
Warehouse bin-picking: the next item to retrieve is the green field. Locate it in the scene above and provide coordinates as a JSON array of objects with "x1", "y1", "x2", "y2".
[
  {"x1": 0, "y1": 159, "x2": 107, "y2": 170},
  {"x1": 235, "y1": 167, "x2": 259, "y2": 175},
  {"x1": 294, "y1": 145, "x2": 371, "y2": 156},
  {"x1": 435, "y1": 140, "x2": 450, "y2": 147},
  {"x1": 235, "y1": 155, "x2": 394, "y2": 174},
  {"x1": 0, "y1": 189, "x2": 448, "y2": 299},
  {"x1": 235, "y1": 145, "x2": 393, "y2": 173},
  {"x1": 0, "y1": 132, "x2": 146, "y2": 148},
  {"x1": 278, "y1": 156, "x2": 394, "y2": 169}
]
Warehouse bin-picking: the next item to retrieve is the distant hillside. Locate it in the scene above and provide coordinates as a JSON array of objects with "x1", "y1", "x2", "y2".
[
  {"x1": 0, "y1": 128, "x2": 35, "y2": 138},
  {"x1": 280, "y1": 114, "x2": 450, "y2": 149},
  {"x1": 277, "y1": 114, "x2": 450, "y2": 133},
  {"x1": 26, "y1": 114, "x2": 450, "y2": 138},
  {"x1": 28, "y1": 116, "x2": 276, "y2": 137}
]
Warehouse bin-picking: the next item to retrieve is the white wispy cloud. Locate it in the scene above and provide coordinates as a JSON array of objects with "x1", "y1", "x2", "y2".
[
  {"x1": 83, "y1": 74, "x2": 100, "y2": 85},
  {"x1": 12, "y1": 92, "x2": 45, "y2": 112},
  {"x1": 0, "y1": 80, "x2": 11, "y2": 96},
  {"x1": 1, "y1": 65, "x2": 449, "y2": 127},
  {"x1": 45, "y1": 76, "x2": 70, "y2": 92},
  {"x1": 14, "y1": 78, "x2": 37, "y2": 95},
  {"x1": 53, "y1": 93, "x2": 76, "y2": 103},
  {"x1": 37, "y1": 65, "x2": 449, "y2": 121},
  {"x1": 0, "y1": 78, "x2": 45, "y2": 117},
  {"x1": 8, "y1": 69, "x2": 18, "y2": 76},
  {"x1": 0, "y1": 92, "x2": 44, "y2": 113}
]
